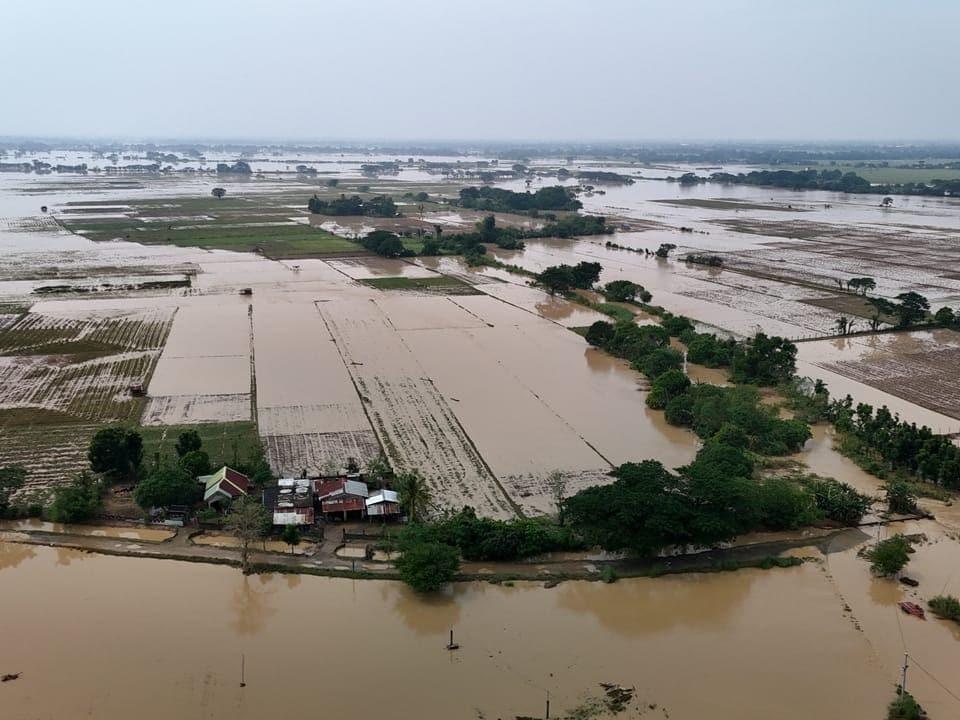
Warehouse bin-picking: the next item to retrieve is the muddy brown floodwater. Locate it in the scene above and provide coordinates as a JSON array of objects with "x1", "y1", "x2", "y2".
[{"x1": 0, "y1": 543, "x2": 898, "y2": 720}]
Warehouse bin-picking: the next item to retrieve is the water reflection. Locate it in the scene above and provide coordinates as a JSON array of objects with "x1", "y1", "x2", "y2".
[
  {"x1": 55, "y1": 546, "x2": 86, "y2": 566},
  {"x1": 388, "y1": 583, "x2": 464, "y2": 636},
  {"x1": 556, "y1": 573, "x2": 754, "y2": 636},
  {"x1": 230, "y1": 575, "x2": 278, "y2": 635},
  {"x1": 0, "y1": 541, "x2": 35, "y2": 571}
]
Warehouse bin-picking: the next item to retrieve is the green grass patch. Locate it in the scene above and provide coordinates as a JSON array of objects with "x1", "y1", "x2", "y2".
[
  {"x1": 139, "y1": 421, "x2": 262, "y2": 468},
  {"x1": 360, "y1": 276, "x2": 476, "y2": 292},
  {"x1": 1, "y1": 339, "x2": 124, "y2": 361},
  {"x1": 593, "y1": 302, "x2": 636, "y2": 324}
]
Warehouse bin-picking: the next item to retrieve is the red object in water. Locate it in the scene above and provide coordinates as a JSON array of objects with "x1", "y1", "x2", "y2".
[{"x1": 899, "y1": 601, "x2": 926, "y2": 619}]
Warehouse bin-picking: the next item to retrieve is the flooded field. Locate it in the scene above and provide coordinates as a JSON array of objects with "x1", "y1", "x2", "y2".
[
  {"x1": 797, "y1": 330, "x2": 960, "y2": 423},
  {"x1": 3, "y1": 150, "x2": 960, "y2": 717}
]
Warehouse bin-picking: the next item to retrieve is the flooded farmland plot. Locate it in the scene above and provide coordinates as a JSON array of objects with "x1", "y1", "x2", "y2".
[
  {"x1": 796, "y1": 330, "x2": 960, "y2": 422},
  {"x1": 318, "y1": 296, "x2": 514, "y2": 518},
  {"x1": 144, "y1": 303, "x2": 252, "y2": 425},
  {"x1": 253, "y1": 300, "x2": 381, "y2": 476}
]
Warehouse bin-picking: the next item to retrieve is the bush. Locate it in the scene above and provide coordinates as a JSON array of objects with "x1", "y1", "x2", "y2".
[
  {"x1": 887, "y1": 688, "x2": 927, "y2": 720},
  {"x1": 395, "y1": 542, "x2": 460, "y2": 592},
  {"x1": 757, "y1": 478, "x2": 821, "y2": 530},
  {"x1": 868, "y1": 535, "x2": 912, "y2": 576},
  {"x1": 660, "y1": 313, "x2": 695, "y2": 337},
  {"x1": 928, "y1": 594, "x2": 960, "y2": 622},
  {"x1": 599, "y1": 566, "x2": 618, "y2": 583},
  {"x1": 885, "y1": 479, "x2": 919, "y2": 515},
  {"x1": 48, "y1": 472, "x2": 102, "y2": 523},
  {"x1": 426, "y1": 507, "x2": 583, "y2": 561},
  {"x1": 585, "y1": 320, "x2": 615, "y2": 348},
  {"x1": 805, "y1": 477, "x2": 871, "y2": 526}
]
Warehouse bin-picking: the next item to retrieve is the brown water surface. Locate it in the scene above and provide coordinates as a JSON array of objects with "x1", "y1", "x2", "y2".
[{"x1": 0, "y1": 545, "x2": 893, "y2": 720}]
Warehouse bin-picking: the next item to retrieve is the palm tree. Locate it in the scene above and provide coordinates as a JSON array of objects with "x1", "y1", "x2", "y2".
[{"x1": 395, "y1": 471, "x2": 433, "y2": 524}]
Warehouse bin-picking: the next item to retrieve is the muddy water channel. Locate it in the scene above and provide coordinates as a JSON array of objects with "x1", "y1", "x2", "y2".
[{"x1": 0, "y1": 543, "x2": 904, "y2": 720}]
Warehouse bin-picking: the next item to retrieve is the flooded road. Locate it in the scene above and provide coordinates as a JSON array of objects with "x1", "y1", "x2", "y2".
[{"x1": 0, "y1": 543, "x2": 897, "y2": 720}]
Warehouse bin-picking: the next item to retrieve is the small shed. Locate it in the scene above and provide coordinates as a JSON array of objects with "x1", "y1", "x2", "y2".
[
  {"x1": 272, "y1": 507, "x2": 315, "y2": 527},
  {"x1": 366, "y1": 489, "x2": 400, "y2": 519},
  {"x1": 198, "y1": 466, "x2": 249, "y2": 507}
]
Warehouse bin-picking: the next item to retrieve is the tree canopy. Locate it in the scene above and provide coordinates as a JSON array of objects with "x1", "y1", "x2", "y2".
[
  {"x1": 133, "y1": 463, "x2": 200, "y2": 510},
  {"x1": 88, "y1": 427, "x2": 143, "y2": 482}
]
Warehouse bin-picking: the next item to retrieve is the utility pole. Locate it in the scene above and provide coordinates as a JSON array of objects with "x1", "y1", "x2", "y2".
[
  {"x1": 545, "y1": 690, "x2": 550, "y2": 719},
  {"x1": 900, "y1": 653, "x2": 909, "y2": 701}
]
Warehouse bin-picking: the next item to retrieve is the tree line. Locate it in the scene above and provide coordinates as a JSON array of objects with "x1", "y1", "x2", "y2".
[
  {"x1": 308, "y1": 194, "x2": 399, "y2": 217},
  {"x1": 669, "y1": 167, "x2": 960, "y2": 198},
  {"x1": 457, "y1": 185, "x2": 582, "y2": 213}
]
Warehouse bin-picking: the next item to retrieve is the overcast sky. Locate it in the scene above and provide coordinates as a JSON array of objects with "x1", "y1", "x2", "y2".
[{"x1": 2, "y1": 0, "x2": 958, "y2": 142}]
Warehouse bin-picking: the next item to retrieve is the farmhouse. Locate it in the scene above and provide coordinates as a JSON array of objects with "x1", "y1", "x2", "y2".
[
  {"x1": 315, "y1": 477, "x2": 370, "y2": 520},
  {"x1": 264, "y1": 478, "x2": 315, "y2": 527},
  {"x1": 197, "y1": 466, "x2": 249, "y2": 508}
]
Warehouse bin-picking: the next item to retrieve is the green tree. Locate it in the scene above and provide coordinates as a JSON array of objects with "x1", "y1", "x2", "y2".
[
  {"x1": 934, "y1": 306, "x2": 956, "y2": 327},
  {"x1": 646, "y1": 369, "x2": 691, "y2": 409},
  {"x1": 564, "y1": 461, "x2": 693, "y2": 555},
  {"x1": 211, "y1": 187, "x2": 226, "y2": 200},
  {"x1": 395, "y1": 471, "x2": 433, "y2": 524},
  {"x1": 133, "y1": 463, "x2": 200, "y2": 510},
  {"x1": 637, "y1": 347, "x2": 683, "y2": 379},
  {"x1": 603, "y1": 280, "x2": 649, "y2": 303},
  {"x1": 281, "y1": 524, "x2": 302, "y2": 554},
  {"x1": 225, "y1": 497, "x2": 270, "y2": 574},
  {"x1": 395, "y1": 541, "x2": 460, "y2": 592},
  {"x1": 681, "y1": 443, "x2": 759, "y2": 544},
  {"x1": 0, "y1": 465, "x2": 27, "y2": 515},
  {"x1": 869, "y1": 534, "x2": 911, "y2": 576},
  {"x1": 179, "y1": 449, "x2": 211, "y2": 478},
  {"x1": 893, "y1": 292, "x2": 930, "y2": 327},
  {"x1": 730, "y1": 333, "x2": 797, "y2": 386},
  {"x1": 48, "y1": 471, "x2": 102, "y2": 523},
  {"x1": 175, "y1": 430, "x2": 202, "y2": 457},
  {"x1": 655, "y1": 243, "x2": 677, "y2": 258},
  {"x1": 88, "y1": 427, "x2": 143, "y2": 482},
  {"x1": 584, "y1": 320, "x2": 615, "y2": 348}
]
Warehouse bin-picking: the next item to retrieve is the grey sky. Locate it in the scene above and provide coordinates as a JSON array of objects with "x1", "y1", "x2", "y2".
[{"x1": 2, "y1": 0, "x2": 958, "y2": 142}]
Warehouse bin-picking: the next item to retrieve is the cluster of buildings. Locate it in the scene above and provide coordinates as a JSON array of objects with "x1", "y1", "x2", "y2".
[{"x1": 196, "y1": 465, "x2": 401, "y2": 528}]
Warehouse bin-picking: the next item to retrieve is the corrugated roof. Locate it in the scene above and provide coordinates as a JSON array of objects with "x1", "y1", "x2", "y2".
[
  {"x1": 199, "y1": 466, "x2": 249, "y2": 503},
  {"x1": 366, "y1": 489, "x2": 399, "y2": 506},
  {"x1": 273, "y1": 507, "x2": 314, "y2": 526}
]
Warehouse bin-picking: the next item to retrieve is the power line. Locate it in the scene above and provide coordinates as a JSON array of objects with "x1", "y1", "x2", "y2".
[{"x1": 907, "y1": 654, "x2": 960, "y2": 707}]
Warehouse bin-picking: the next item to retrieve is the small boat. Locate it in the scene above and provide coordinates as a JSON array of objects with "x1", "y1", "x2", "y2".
[
  {"x1": 899, "y1": 601, "x2": 926, "y2": 619},
  {"x1": 900, "y1": 576, "x2": 920, "y2": 588}
]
